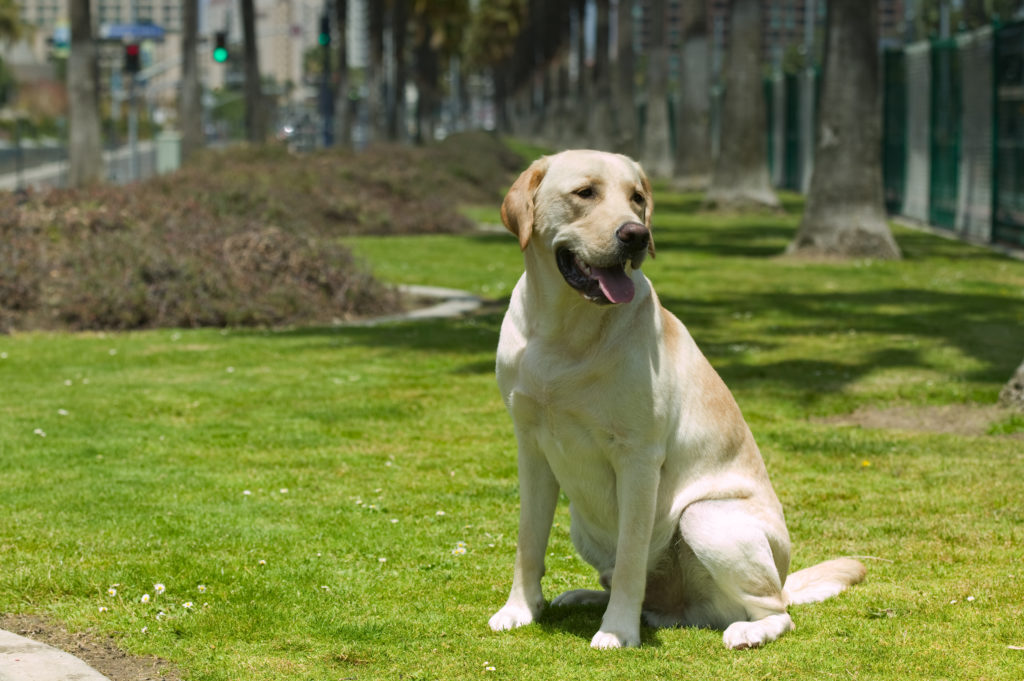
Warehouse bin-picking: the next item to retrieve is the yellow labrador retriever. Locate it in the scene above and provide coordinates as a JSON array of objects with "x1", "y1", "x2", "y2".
[{"x1": 489, "y1": 150, "x2": 865, "y2": 650}]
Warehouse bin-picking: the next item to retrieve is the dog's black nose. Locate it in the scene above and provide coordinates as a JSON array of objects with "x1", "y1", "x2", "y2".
[{"x1": 616, "y1": 222, "x2": 650, "y2": 253}]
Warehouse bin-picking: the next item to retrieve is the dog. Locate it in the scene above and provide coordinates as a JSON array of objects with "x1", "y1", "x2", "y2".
[{"x1": 488, "y1": 150, "x2": 865, "y2": 650}]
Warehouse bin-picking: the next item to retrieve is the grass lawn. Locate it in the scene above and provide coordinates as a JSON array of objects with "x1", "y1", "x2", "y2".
[{"x1": 2, "y1": 189, "x2": 1023, "y2": 680}]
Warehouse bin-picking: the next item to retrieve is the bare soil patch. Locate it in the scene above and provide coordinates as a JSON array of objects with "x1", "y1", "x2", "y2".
[
  {"x1": 0, "y1": 613, "x2": 180, "y2": 681},
  {"x1": 817, "y1": 404, "x2": 1023, "y2": 438}
]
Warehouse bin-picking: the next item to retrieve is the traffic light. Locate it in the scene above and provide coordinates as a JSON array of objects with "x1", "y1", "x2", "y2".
[
  {"x1": 123, "y1": 43, "x2": 140, "y2": 73},
  {"x1": 318, "y1": 15, "x2": 330, "y2": 47},
  {"x1": 213, "y1": 31, "x2": 228, "y2": 63}
]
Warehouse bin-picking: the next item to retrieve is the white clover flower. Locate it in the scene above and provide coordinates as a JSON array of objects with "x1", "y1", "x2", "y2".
[
  {"x1": 140, "y1": 594, "x2": 150, "y2": 603},
  {"x1": 154, "y1": 583, "x2": 166, "y2": 595}
]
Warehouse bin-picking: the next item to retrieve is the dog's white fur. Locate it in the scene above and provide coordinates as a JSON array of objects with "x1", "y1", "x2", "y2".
[{"x1": 489, "y1": 150, "x2": 865, "y2": 650}]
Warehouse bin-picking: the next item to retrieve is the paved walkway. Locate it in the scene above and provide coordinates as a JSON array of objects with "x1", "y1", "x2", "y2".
[{"x1": 0, "y1": 629, "x2": 110, "y2": 681}]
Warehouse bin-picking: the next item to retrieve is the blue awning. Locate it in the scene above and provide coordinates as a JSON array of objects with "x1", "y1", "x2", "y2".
[{"x1": 100, "y1": 23, "x2": 166, "y2": 41}]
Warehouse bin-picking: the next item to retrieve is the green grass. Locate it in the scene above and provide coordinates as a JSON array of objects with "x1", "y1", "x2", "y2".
[{"x1": 2, "y1": 191, "x2": 1024, "y2": 680}]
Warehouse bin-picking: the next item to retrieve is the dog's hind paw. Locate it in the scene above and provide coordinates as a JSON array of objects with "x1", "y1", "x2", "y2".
[
  {"x1": 722, "y1": 614, "x2": 794, "y2": 650},
  {"x1": 489, "y1": 602, "x2": 539, "y2": 631}
]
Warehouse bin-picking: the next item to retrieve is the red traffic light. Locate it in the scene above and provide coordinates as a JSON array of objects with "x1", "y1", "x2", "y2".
[{"x1": 124, "y1": 42, "x2": 141, "y2": 73}]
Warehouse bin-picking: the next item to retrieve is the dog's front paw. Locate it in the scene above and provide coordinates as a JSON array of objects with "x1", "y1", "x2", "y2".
[
  {"x1": 590, "y1": 628, "x2": 641, "y2": 649},
  {"x1": 489, "y1": 601, "x2": 540, "y2": 632}
]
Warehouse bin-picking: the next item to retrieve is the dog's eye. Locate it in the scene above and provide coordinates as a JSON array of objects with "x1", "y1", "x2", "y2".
[
  {"x1": 574, "y1": 187, "x2": 595, "y2": 199},
  {"x1": 632, "y1": 192, "x2": 645, "y2": 205}
]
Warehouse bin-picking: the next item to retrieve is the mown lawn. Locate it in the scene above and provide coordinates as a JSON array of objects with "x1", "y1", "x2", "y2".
[{"x1": 2, "y1": 190, "x2": 1023, "y2": 680}]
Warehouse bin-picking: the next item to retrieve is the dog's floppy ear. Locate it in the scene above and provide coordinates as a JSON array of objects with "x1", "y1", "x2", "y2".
[{"x1": 501, "y1": 157, "x2": 549, "y2": 251}]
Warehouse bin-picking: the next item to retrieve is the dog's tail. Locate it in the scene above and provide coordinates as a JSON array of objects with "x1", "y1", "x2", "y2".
[{"x1": 782, "y1": 558, "x2": 866, "y2": 606}]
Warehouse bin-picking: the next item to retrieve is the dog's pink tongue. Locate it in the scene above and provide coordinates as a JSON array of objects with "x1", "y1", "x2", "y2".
[{"x1": 592, "y1": 266, "x2": 635, "y2": 304}]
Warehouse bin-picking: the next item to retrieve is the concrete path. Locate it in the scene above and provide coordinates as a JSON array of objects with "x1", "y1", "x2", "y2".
[{"x1": 0, "y1": 629, "x2": 110, "y2": 681}]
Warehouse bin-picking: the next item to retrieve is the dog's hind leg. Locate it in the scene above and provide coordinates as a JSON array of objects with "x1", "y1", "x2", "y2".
[
  {"x1": 551, "y1": 588, "x2": 610, "y2": 608},
  {"x1": 678, "y1": 498, "x2": 794, "y2": 649}
]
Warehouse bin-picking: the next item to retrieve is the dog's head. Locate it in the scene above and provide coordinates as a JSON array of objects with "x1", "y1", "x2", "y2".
[{"x1": 501, "y1": 150, "x2": 654, "y2": 305}]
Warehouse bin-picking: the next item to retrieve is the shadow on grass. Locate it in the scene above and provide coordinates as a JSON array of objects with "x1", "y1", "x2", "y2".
[{"x1": 535, "y1": 603, "x2": 665, "y2": 648}]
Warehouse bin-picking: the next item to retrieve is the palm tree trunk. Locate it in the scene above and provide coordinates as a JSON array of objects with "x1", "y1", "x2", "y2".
[
  {"x1": 68, "y1": 0, "x2": 102, "y2": 187},
  {"x1": 590, "y1": 0, "x2": 615, "y2": 150},
  {"x1": 334, "y1": 0, "x2": 352, "y2": 147},
  {"x1": 674, "y1": 0, "x2": 711, "y2": 180},
  {"x1": 787, "y1": 0, "x2": 900, "y2": 258},
  {"x1": 706, "y1": 0, "x2": 778, "y2": 208},
  {"x1": 241, "y1": 0, "x2": 265, "y2": 143},
  {"x1": 180, "y1": 0, "x2": 203, "y2": 160},
  {"x1": 641, "y1": 0, "x2": 673, "y2": 177},
  {"x1": 614, "y1": 0, "x2": 637, "y2": 156}
]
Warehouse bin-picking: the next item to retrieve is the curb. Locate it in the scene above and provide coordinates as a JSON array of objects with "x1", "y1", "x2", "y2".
[
  {"x1": 350, "y1": 284, "x2": 484, "y2": 326},
  {"x1": 0, "y1": 628, "x2": 111, "y2": 681}
]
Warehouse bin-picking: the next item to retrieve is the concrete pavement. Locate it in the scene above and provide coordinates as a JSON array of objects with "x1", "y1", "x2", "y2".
[{"x1": 0, "y1": 629, "x2": 110, "y2": 681}]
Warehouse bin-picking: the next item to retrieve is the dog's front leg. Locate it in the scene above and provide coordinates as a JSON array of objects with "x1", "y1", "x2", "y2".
[
  {"x1": 489, "y1": 440, "x2": 560, "y2": 632},
  {"x1": 592, "y1": 459, "x2": 661, "y2": 649}
]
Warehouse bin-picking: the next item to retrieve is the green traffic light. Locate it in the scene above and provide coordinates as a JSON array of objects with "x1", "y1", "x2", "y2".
[
  {"x1": 318, "y1": 33, "x2": 330, "y2": 47},
  {"x1": 213, "y1": 46, "x2": 228, "y2": 62}
]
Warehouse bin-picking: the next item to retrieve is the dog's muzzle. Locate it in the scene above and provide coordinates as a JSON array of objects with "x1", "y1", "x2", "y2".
[{"x1": 555, "y1": 223, "x2": 650, "y2": 305}]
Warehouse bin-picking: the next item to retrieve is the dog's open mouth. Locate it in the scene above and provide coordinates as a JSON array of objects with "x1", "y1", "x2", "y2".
[{"x1": 556, "y1": 248, "x2": 635, "y2": 304}]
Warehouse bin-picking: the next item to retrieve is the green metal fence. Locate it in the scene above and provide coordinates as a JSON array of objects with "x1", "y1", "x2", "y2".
[
  {"x1": 767, "y1": 22, "x2": 1024, "y2": 250},
  {"x1": 994, "y1": 21, "x2": 1024, "y2": 248},
  {"x1": 882, "y1": 49, "x2": 907, "y2": 214},
  {"x1": 929, "y1": 39, "x2": 962, "y2": 229}
]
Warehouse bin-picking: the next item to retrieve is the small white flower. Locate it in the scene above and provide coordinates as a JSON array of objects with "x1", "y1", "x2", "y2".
[
  {"x1": 156, "y1": 611, "x2": 166, "y2": 620},
  {"x1": 452, "y1": 546, "x2": 467, "y2": 556},
  {"x1": 154, "y1": 583, "x2": 166, "y2": 595},
  {"x1": 98, "y1": 606, "x2": 108, "y2": 613},
  {"x1": 967, "y1": 596, "x2": 976, "y2": 602},
  {"x1": 258, "y1": 559, "x2": 267, "y2": 566},
  {"x1": 378, "y1": 557, "x2": 387, "y2": 564},
  {"x1": 182, "y1": 601, "x2": 194, "y2": 609},
  {"x1": 140, "y1": 594, "x2": 150, "y2": 603},
  {"x1": 108, "y1": 349, "x2": 117, "y2": 356},
  {"x1": 141, "y1": 626, "x2": 148, "y2": 634},
  {"x1": 243, "y1": 490, "x2": 252, "y2": 496},
  {"x1": 64, "y1": 379, "x2": 72, "y2": 386},
  {"x1": 0, "y1": 352, "x2": 7, "y2": 359},
  {"x1": 279, "y1": 488, "x2": 288, "y2": 494},
  {"x1": 33, "y1": 428, "x2": 46, "y2": 437},
  {"x1": 320, "y1": 585, "x2": 331, "y2": 591},
  {"x1": 226, "y1": 366, "x2": 235, "y2": 373},
  {"x1": 57, "y1": 409, "x2": 69, "y2": 416},
  {"x1": 197, "y1": 584, "x2": 207, "y2": 593},
  {"x1": 390, "y1": 518, "x2": 399, "y2": 524},
  {"x1": 107, "y1": 587, "x2": 117, "y2": 597},
  {"x1": 436, "y1": 510, "x2": 446, "y2": 517}
]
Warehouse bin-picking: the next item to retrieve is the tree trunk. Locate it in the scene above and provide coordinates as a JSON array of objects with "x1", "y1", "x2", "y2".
[
  {"x1": 590, "y1": 0, "x2": 615, "y2": 150},
  {"x1": 334, "y1": 0, "x2": 352, "y2": 147},
  {"x1": 68, "y1": 0, "x2": 102, "y2": 187},
  {"x1": 367, "y1": 1, "x2": 385, "y2": 143},
  {"x1": 787, "y1": 0, "x2": 901, "y2": 259},
  {"x1": 642, "y1": 0, "x2": 673, "y2": 177},
  {"x1": 180, "y1": 0, "x2": 203, "y2": 161},
  {"x1": 413, "y1": 13, "x2": 439, "y2": 145},
  {"x1": 706, "y1": 0, "x2": 778, "y2": 208},
  {"x1": 570, "y1": 0, "x2": 589, "y2": 146},
  {"x1": 674, "y1": 0, "x2": 711, "y2": 180},
  {"x1": 387, "y1": 0, "x2": 408, "y2": 141},
  {"x1": 1000, "y1": 359, "x2": 1024, "y2": 409},
  {"x1": 241, "y1": 0, "x2": 265, "y2": 143},
  {"x1": 614, "y1": 0, "x2": 637, "y2": 156}
]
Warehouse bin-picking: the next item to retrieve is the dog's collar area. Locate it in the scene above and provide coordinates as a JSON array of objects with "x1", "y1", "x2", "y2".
[{"x1": 555, "y1": 248, "x2": 635, "y2": 304}]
